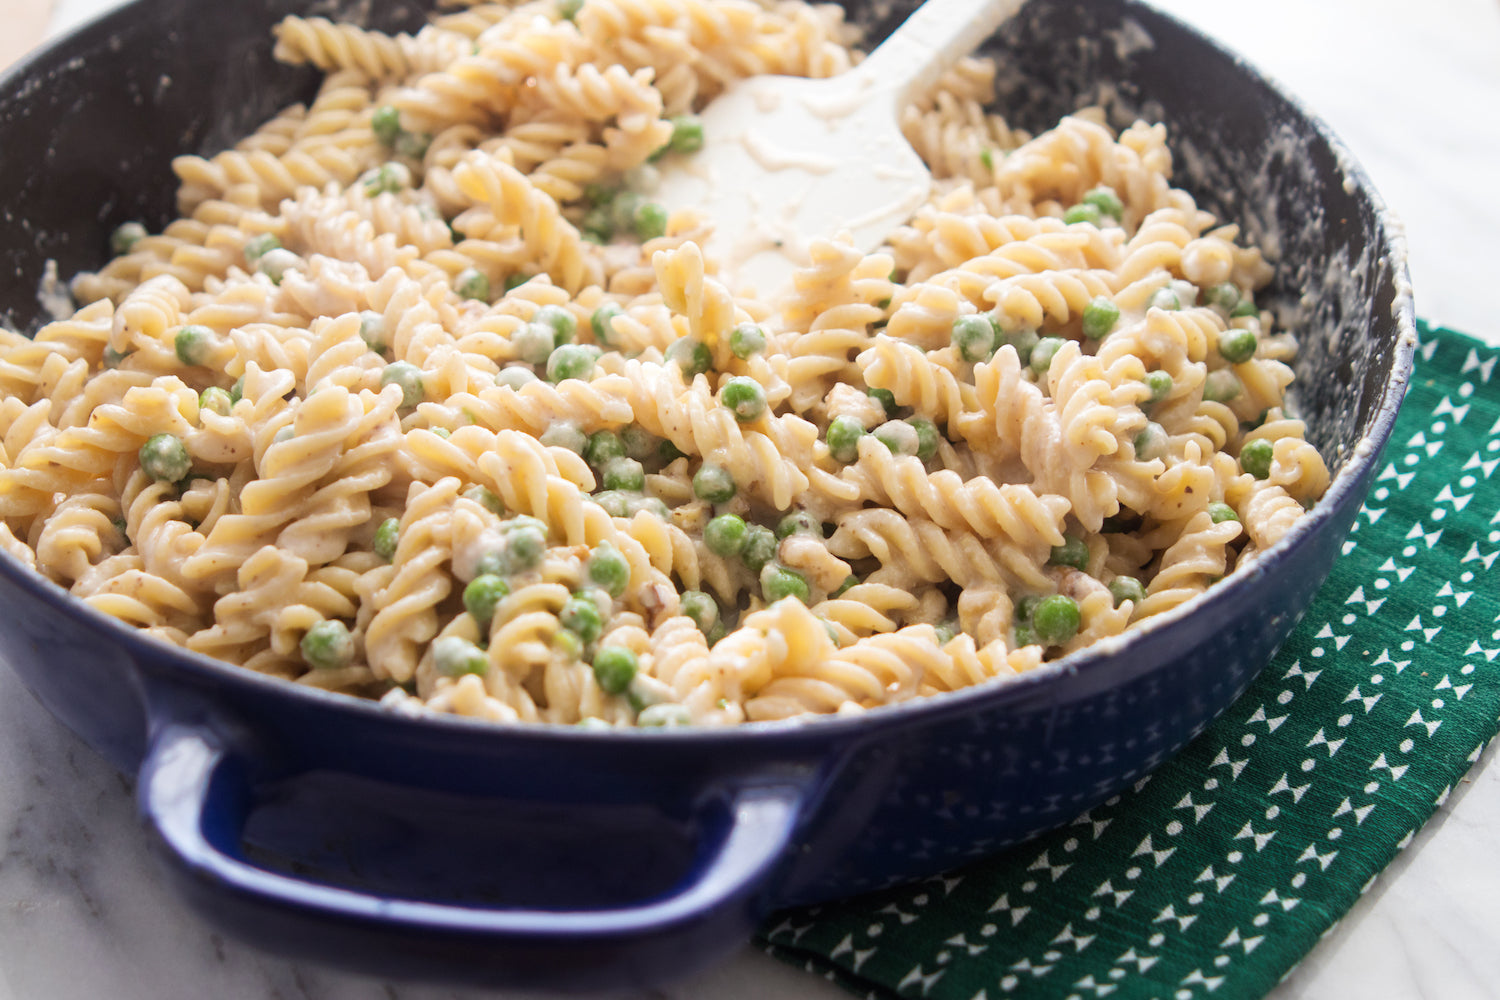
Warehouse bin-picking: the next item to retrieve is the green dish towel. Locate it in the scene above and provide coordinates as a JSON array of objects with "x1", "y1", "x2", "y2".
[{"x1": 761, "y1": 322, "x2": 1500, "y2": 1000}]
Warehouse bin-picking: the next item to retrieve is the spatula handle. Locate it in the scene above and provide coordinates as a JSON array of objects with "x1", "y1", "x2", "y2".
[{"x1": 851, "y1": 0, "x2": 1026, "y2": 102}]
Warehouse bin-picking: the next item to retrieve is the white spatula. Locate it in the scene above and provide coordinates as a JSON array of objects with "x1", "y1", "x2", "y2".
[{"x1": 652, "y1": 0, "x2": 1026, "y2": 295}]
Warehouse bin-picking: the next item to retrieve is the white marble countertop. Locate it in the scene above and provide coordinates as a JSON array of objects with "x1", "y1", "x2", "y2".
[{"x1": 4, "y1": 2, "x2": 1500, "y2": 999}]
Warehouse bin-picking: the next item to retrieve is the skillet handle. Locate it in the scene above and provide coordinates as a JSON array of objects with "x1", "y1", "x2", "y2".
[{"x1": 137, "y1": 721, "x2": 810, "y2": 989}]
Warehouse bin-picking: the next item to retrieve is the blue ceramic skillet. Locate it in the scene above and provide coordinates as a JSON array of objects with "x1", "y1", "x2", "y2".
[{"x1": 0, "y1": 0, "x2": 1414, "y2": 991}]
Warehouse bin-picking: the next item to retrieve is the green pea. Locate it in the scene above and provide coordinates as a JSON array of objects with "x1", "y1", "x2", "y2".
[
  {"x1": 666, "y1": 337, "x2": 713, "y2": 378},
  {"x1": 979, "y1": 148, "x2": 995, "y2": 171},
  {"x1": 1032, "y1": 594, "x2": 1081, "y2": 645},
  {"x1": 242, "y1": 233, "x2": 280, "y2": 266},
  {"x1": 602, "y1": 457, "x2": 645, "y2": 491},
  {"x1": 363, "y1": 162, "x2": 410, "y2": 196},
  {"x1": 455, "y1": 268, "x2": 490, "y2": 302},
  {"x1": 1144, "y1": 370, "x2": 1173, "y2": 405},
  {"x1": 692, "y1": 463, "x2": 736, "y2": 503},
  {"x1": 374, "y1": 517, "x2": 400, "y2": 561},
  {"x1": 464, "y1": 485, "x2": 505, "y2": 516},
  {"x1": 381, "y1": 362, "x2": 425, "y2": 408},
  {"x1": 867, "y1": 387, "x2": 898, "y2": 418},
  {"x1": 501, "y1": 522, "x2": 547, "y2": 572},
  {"x1": 587, "y1": 543, "x2": 631, "y2": 598},
  {"x1": 1063, "y1": 203, "x2": 1102, "y2": 226},
  {"x1": 730, "y1": 323, "x2": 767, "y2": 359},
  {"x1": 300, "y1": 619, "x2": 355, "y2": 671},
  {"x1": 1014, "y1": 595, "x2": 1040, "y2": 624},
  {"x1": 592, "y1": 646, "x2": 637, "y2": 694},
  {"x1": 539, "y1": 422, "x2": 588, "y2": 455},
  {"x1": 775, "y1": 511, "x2": 822, "y2": 540},
  {"x1": 1134, "y1": 421, "x2": 1168, "y2": 461},
  {"x1": 1202, "y1": 369, "x2": 1242, "y2": 403},
  {"x1": 1150, "y1": 287, "x2": 1181, "y2": 311},
  {"x1": 199, "y1": 386, "x2": 233, "y2": 417},
  {"x1": 761, "y1": 564, "x2": 810, "y2": 604},
  {"x1": 393, "y1": 130, "x2": 431, "y2": 159},
  {"x1": 1082, "y1": 186, "x2": 1124, "y2": 220},
  {"x1": 1231, "y1": 298, "x2": 1259, "y2": 319},
  {"x1": 607, "y1": 191, "x2": 643, "y2": 235},
  {"x1": 668, "y1": 115, "x2": 705, "y2": 154},
  {"x1": 658, "y1": 439, "x2": 687, "y2": 464},
  {"x1": 909, "y1": 418, "x2": 940, "y2": 462},
  {"x1": 873, "y1": 419, "x2": 918, "y2": 457},
  {"x1": 508, "y1": 321, "x2": 554, "y2": 366},
  {"x1": 505, "y1": 272, "x2": 534, "y2": 294},
  {"x1": 583, "y1": 183, "x2": 614, "y2": 207},
  {"x1": 680, "y1": 590, "x2": 719, "y2": 633},
  {"x1": 720, "y1": 376, "x2": 766, "y2": 422},
  {"x1": 1030, "y1": 336, "x2": 1065, "y2": 375},
  {"x1": 1219, "y1": 327, "x2": 1258, "y2": 364},
  {"x1": 741, "y1": 524, "x2": 777, "y2": 573},
  {"x1": 358, "y1": 311, "x2": 388, "y2": 354},
  {"x1": 464, "y1": 574, "x2": 511, "y2": 625},
  {"x1": 139, "y1": 433, "x2": 190, "y2": 483},
  {"x1": 1208, "y1": 502, "x2": 1239, "y2": 524},
  {"x1": 257, "y1": 248, "x2": 299, "y2": 285},
  {"x1": 560, "y1": 596, "x2": 604, "y2": 643},
  {"x1": 522, "y1": 307, "x2": 571, "y2": 348},
  {"x1": 830, "y1": 575, "x2": 858, "y2": 598},
  {"x1": 1013, "y1": 622, "x2": 1037, "y2": 647},
  {"x1": 433, "y1": 635, "x2": 488, "y2": 677},
  {"x1": 103, "y1": 345, "x2": 132, "y2": 369},
  {"x1": 951, "y1": 314, "x2": 996, "y2": 362},
  {"x1": 999, "y1": 326, "x2": 1040, "y2": 365},
  {"x1": 1206, "y1": 282, "x2": 1241, "y2": 310},
  {"x1": 934, "y1": 619, "x2": 959, "y2": 645},
  {"x1": 581, "y1": 206, "x2": 614, "y2": 243},
  {"x1": 496, "y1": 366, "x2": 540, "y2": 389},
  {"x1": 585, "y1": 430, "x2": 625, "y2": 468},
  {"x1": 1048, "y1": 534, "x2": 1089, "y2": 570},
  {"x1": 1082, "y1": 296, "x2": 1120, "y2": 339},
  {"x1": 592, "y1": 490, "x2": 631, "y2": 518},
  {"x1": 372, "y1": 105, "x2": 401, "y2": 146},
  {"x1": 111, "y1": 221, "x2": 147, "y2": 256},
  {"x1": 547, "y1": 344, "x2": 596, "y2": 383},
  {"x1": 1240, "y1": 438, "x2": 1274, "y2": 480},
  {"x1": 174, "y1": 325, "x2": 213, "y2": 367},
  {"x1": 1108, "y1": 576, "x2": 1146, "y2": 607},
  {"x1": 632, "y1": 202, "x2": 668, "y2": 242},
  {"x1": 638, "y1": 703, "x2": 692, "y2": 727},
  {"x1": 633, "y1": 495, "x2": 670, "y2": 519},
  {"x1": 591, "y1": 302, "x2": 624, "y2": 346},
  {"x1": 556, "y1": 0, "x2": 585, "y2": 20},
  {"x1": 619, "y1": 425, "x2": 657, "y2": 461},
  {"x1": 826, "y1": 415, "x2": 865, "y2": 464},
  {"x1": 704, "y1": 513, "x2": 747, "y2": 557}
]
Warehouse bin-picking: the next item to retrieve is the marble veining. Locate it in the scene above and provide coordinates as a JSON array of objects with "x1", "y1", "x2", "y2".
[{"x1": 4, "y1": 1, "x2": 1500, "y2": 998}]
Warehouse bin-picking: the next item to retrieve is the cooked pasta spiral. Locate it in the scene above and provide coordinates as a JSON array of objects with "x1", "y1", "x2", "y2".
[{"x1": 0, "y1": 0, "x2": 1328, "y2": 727}]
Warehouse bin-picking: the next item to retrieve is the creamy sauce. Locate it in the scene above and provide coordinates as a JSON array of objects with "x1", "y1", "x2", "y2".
[
  {"x1": 739, "y1": 129, "x2": 839, "y2": 174},
  {"x1": 36, "y1": 260, "x2": 74, "y2": 322}
]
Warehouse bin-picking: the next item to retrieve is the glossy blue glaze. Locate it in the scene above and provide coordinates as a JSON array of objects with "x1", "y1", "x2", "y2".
[{"x1": 0, "y1": 0, "x2": 1414, "y2": 991}]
